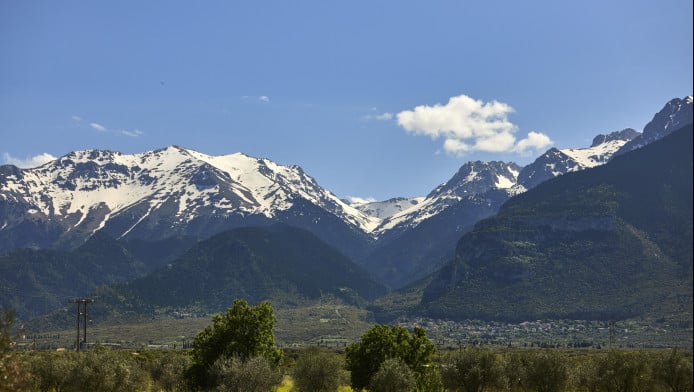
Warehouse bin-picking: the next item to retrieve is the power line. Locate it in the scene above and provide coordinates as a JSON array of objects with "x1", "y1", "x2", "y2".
[{"x1": 71, "y1": 298, "x2": 94, "y2": 352}]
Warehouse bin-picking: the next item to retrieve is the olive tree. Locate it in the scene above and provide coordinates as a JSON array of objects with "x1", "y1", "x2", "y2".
[
  {"x1": 0, "y1": 309, "x2": 32, "y2": 392},
  {"x1": 369, "y1": 357, "x2": 416, "y2": 392},
  {"x1": 211, "y1": 355, "x2": 282, "y2": 392},
  {"x1": 441, "y1": 347, "x2": 505, "y2": 392},
  {"x1": 292, "y1": 347, "x2": 347, "y2": 392}
]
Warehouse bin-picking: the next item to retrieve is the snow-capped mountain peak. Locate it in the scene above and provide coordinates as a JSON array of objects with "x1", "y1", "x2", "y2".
[
  {"x1": 615, "y1": 96, "x2": 693, "y2": 156},
  {"x1": 560, "y1": 128, "x2": 640, "y2": 169},
  {"x1": 350, "y1": 197, "x2": 426, "y2": 220},
  {"x1": 517, "y1": 128, "x2": 640, "y2": 190},
  {"x1": 372, "y1": 161, "x2": 521, "y2": 237},
  {"x1": 0, "y1": 147, "x2": 379, "y2": 252}
]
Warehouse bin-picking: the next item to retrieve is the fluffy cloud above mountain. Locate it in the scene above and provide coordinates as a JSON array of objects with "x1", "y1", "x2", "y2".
[{"x1": 397, "y1": 94, "x2": 552, "y2": 155}]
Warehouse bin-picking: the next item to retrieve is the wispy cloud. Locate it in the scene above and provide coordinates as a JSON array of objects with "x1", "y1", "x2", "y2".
[
  {"x1": 396, "y1": 94, "x2": 552, "y2": 156},
  {"x1": 90, "y1": 122, "x2": 107, "y2": 132},
  {"x1": 242, "y1": 95, "x2": 271, "y2": 103},
  {"x1": 74, "y1": 116, "x2": 143, "y2": 138},
  {"x1": 363, "y1": 112, "x2": 394, "y2": 121},
  {"x1": 120, "y1": 129, "x2": 144, "y2": 137},
  {"x1": 2, "y1": 152, "x2": 57, "y2": 168}
]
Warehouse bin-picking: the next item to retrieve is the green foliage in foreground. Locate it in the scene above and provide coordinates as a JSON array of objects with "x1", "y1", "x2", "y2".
[
  {"x1": 210, "y1": 355, "x2": 283, "y2": 392},
  {"x1": 187, "y1": 299, "x2": 283, "y2": 390},
  {"x1": 345, "y1": 324, "x2": 438, "y2": 391},
  {"x1": 26, "y1": 348, "x2": 191, "y2": 392},
  {"x1": 1, "y1": 345, "x2": 692, "y2": 391},
  {"x1": 291, "y1": 347, "x2": 348, "y2": 392},
  {"x1": 5, "y1": 303, "x2": 694, "y2": 392}
]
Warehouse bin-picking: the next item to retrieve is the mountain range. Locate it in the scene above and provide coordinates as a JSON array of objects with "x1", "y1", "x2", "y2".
[
  {"x1": 1, "y1": 96, "x2": 692, "y2": 324},
  {"x1": 413, "y1": 123, "x2": 693, "y2": 322}
]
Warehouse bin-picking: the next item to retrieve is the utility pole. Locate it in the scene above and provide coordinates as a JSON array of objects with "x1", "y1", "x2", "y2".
[{"x1": 72, "y1": 298, "x2": 94, "y2": 352}]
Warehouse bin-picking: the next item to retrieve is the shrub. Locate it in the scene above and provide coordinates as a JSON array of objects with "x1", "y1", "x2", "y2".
[
  {"x1": 369, "y1": 357, "x2": 416, "y2": 392},
  {"x1": 137, "y1": 350, "x2": 192, "y2": 392},
  {"x1": 651, "y1": 349, "x2": 693, "y2": 392},
  {"x1": 211, "y1": 355, "x2": 282, "y2": 392},
  {"x1": 0, "y1": 309, "x2": 32, "y2": 392},
  {"x1": 577, "y1": 350, "x2": 651, "y2": 392},
  {"x1": 28, "y1": 347, "x2": 149, "y2": 392},
  {"x1": 292, "y1": 347, "x2": 347, "y2": 392},
  {"x1": 516, "y1": 350, "x2": 568, "y2": 392},
  {"x1": 441, "y1": 347, "x2": 505, "y2": 392}
]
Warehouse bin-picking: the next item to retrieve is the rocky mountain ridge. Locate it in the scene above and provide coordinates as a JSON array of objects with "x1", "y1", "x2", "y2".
[{"x1": 0, "y1": 96, "x2": 692, "y2": 291}]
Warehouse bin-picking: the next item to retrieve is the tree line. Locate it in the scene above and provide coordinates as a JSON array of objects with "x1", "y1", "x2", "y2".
[{"x1": 2, "y1": 303, "x2": 692, "y2": 391}]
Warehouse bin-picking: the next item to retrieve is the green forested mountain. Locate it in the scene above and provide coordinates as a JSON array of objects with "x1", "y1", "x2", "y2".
[
  {"x1": 100, "y1": 224, "x2": 386, "y2": 314},
  {"x1": 410, "y1": 124, "x2": 693, "y2": 322},
  {"x1": 0, "y1": 232, "x2": 149, "y2": 319}
]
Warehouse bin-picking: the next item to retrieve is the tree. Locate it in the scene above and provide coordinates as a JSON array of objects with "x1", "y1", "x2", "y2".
[
  {"x1": 0, "y1": 308, "x2": 32, "y2": 392},
  {"x1": 187, "y1": 299, "x2": 282, "y2": 389},
  {"x1": 211, "y1": 355, "x2": 282, "y2": 392},
  {"x1": 441, "y1": 347, "x2": 505, "y2": 392},
  {"x1": 514, "y1": 350, "x2": 568, "y2": 392},
  {"x1": 292, "y1": 347, "x2": 347, "y2": 392},
  {"x1": 651, "y1": 349, "x2": 693, "y2": 392},
  {"x1": 575, "y1": 350, "x2": 650, "y2": 392},
  {"x1": 370, "y1": 357, "x2": 416, "y2": 392},
  {"x1": 345, "y1": 324, "x2": 436, "y2": 391}
]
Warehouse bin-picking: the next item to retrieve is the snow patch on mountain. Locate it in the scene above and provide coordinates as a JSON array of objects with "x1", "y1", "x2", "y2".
[
  {"x1": 351, "y1": 197, "x2": 425, "y2": 220},
  {"x1": 372, "y1": 161, "x2": 521, "y2": 236}
]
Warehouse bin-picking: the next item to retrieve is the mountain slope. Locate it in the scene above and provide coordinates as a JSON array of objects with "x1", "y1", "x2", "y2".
[
  {"x1": 516, "y1": 128, "x2": 639, "y2": 190},
  {"x1": 417, "y1": 124, "x2": 693, "y2": 322},
  {"x1": 99, "y1": 224, "x2": 387, "y2": 315},
  {"x1": 615, "y1": 96, "x2": 693, "y2": 156},
  {"x1": 351, "y1": 197, "x2": 425, "y2": 220},
  {"x1": 373, "y1": 161, "x2": 521, "y2": 239},
  {"x1": 0, "y1": 232, "x2": 152, "y2": 319}
]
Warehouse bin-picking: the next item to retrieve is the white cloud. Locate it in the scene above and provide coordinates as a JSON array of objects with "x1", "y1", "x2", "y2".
[
  {"x1": 347, "y1": 196, "x2": 377, "y2": 205},
  {"x1": 396, "y1": 94, "x2": 552, "y2": 156},
  {"x1": 513, "y1": 131, "x2": 554, "y2": 154},
  {"x1": 120, "y1": 129, "x2": 144, "y2": 138},
  {"x1": 81, "y1": 118, "x2": 143, "y2": 138},
  {"x1": 2, "y1": 152, "x2": 57, "y2": 168},
  {"x1": 363, "y1": 112, "x2": 394, "y2": 121},
  {"x1": 241, "y1": 95, "x2": 271, "y2": 103},
  {"x1": 90, "y1": 122, "x2": 107, "y2": 132}
]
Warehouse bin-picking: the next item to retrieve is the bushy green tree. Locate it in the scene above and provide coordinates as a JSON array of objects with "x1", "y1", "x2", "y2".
[
  {"x1": 369, "y1": 357, "x2": 416, "y2": 392},
  {"x1": 187, "y1": 299, "x2": 282, "y2": 389},
  {"x1": 441, "y1": 347, "x2": 505, "y2": 392},
  {"x1": 345, "y1": 324, "x2": 436, "y2": 391},
  {"x1": 292, "y1": 347, "x2": 347, "y2": 392}
]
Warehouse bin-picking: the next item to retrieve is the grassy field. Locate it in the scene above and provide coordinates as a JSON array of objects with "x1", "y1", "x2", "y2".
[{"x1": 20, "y1": 303, "x2": 375, "y2": 350}]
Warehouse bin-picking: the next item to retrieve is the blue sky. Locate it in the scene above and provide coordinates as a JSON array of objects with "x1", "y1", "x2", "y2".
[{"x1": 1, "y1": 1, "x2": 692, "y2": 201}]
